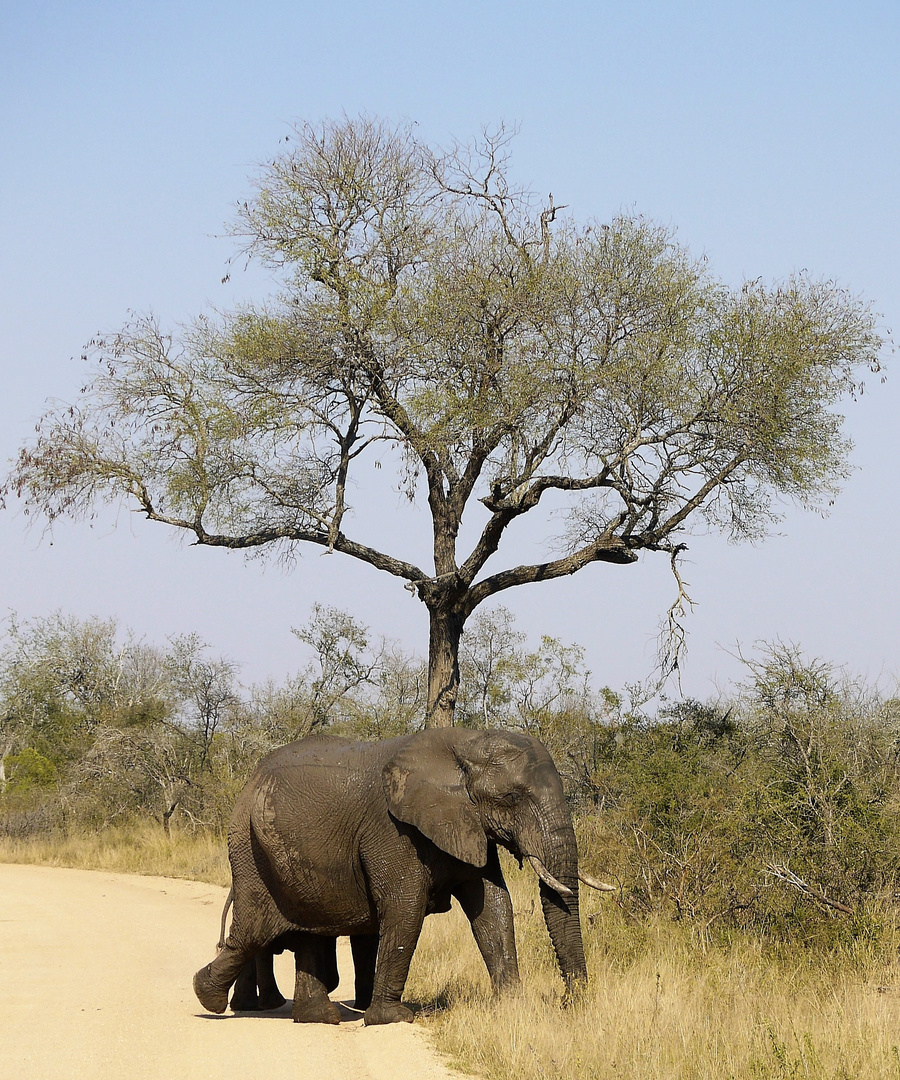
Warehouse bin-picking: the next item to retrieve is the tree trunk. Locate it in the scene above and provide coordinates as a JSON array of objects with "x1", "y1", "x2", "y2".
[
  {"x1": 0, "y1": 743, "x2": 10, "y2": 791},
  {"x1": 162, "y1": 799, "x2": 179, "y2": 836},
  {"x1": 425, "y1": 605, "x2": 464, "y2": 728}
]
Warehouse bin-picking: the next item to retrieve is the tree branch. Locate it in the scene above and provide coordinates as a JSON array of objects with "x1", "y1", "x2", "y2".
[
  {"x1": 136, "y1": 497, "x2": 429, "y2": 585},
  {"x1": 764, "y1": 863, "x2": 853, "y2": 915},
  {"x1": 462, "y1": 469, "x2": 615, "y2": 585},
  {"x1": 463, "y1": 533, "x2": 637, "y2": 614}
]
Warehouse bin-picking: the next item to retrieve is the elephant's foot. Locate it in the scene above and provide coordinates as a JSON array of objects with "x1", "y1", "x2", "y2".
[
  {"x1": 363, "y1": 1001, "x2": 414, "y2": 1026},
  {"x1": 492, "y1": 973, "x2": 523, "y2": 998},
  {"x1": 230, "y1": 986, "x2": 286, "y2": 1011},
  {"x1": 193, "y1": 964, "x2": 230, "y2": 1014},
  {"x1": 229, "y1": 986, "x2": 257, "y2": 1011},
  {"x1": 257, "y1": 987, "x2": 287, "y2": 1011},
  {"x1": 292, "y1": 967, "x2": 340, "y2": 1024},
  {"x1": 292, "y1": 996, "x2": 341, "y2": 1024}
]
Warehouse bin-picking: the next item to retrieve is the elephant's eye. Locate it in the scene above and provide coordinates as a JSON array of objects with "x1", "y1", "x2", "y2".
[{"x1": 500, "y1": 790, "x2": 522, "y2": 807}]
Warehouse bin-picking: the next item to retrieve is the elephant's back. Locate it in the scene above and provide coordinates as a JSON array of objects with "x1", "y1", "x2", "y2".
[
  {"x1": 252, "y1": 733, "x2": 409, "y2": 776},
  {"x1": 249, "y1": 736, "x2": 383, "y2": 832},
  {"x1": 241, "y1": 735, "x2": 398, "y2": 931}
]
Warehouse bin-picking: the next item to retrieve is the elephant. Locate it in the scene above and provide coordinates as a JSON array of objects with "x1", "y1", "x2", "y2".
[
  {"x1": 194, "y1": 728, "x2": 613, "y2": 1025},
  {"x1": 229, "y1": 944, "x2": 288, "y2": 1012}
]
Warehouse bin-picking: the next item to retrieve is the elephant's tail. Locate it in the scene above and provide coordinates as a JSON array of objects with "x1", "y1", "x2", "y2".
[{"x1": 217, "y1": 887, "x2": 234, "y2": 951}]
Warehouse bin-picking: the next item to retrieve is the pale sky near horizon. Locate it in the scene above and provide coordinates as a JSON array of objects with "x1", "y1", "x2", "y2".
[{"x1": 1, "y1": 1, "x2": 898, "y2": 701}]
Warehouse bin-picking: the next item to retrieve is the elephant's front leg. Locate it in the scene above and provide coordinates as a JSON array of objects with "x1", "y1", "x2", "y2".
[
  {"x1": 291, "y1": 935, "x2": 341, "y2": 1025},
  {"x1": 363, "y1": 910, "x2": 424, "y2": 1026},
  {"x1": 255, "y1": 947, "x2": 287, "y2": 1010},
  {"x1": 350, "y1": 934, "x2": 378, "y2": 1011},
  {"x1": 454, "y1": 850, "x2": 520, "y2": 994}
]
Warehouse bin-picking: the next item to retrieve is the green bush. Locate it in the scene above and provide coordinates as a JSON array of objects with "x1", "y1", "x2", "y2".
[{"x1": 3, "y1": 747, "x2": 58, "y2": 791}]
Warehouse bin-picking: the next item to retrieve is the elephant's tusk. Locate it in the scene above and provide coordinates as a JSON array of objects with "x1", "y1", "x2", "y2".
[
  {"x1": 578, "y1": 870, "x2": 617, "y2": 892},
  {"x1": 527, "y1": 855, "x2": 573, "y2": 897}
]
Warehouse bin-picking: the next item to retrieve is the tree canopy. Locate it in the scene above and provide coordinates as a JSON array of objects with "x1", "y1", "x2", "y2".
[{"x1": 7, "y1": 117, "x2": 883, "y2": 724}]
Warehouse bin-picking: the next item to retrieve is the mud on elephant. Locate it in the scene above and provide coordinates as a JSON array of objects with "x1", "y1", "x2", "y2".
[{"x1": 194, "y1": 729, "x2": 612, "y2": 1025}]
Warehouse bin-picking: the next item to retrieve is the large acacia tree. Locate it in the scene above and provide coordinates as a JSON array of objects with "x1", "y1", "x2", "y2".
[{"x1": 8, "y1": 118, "x2": 882, "y2": 725}]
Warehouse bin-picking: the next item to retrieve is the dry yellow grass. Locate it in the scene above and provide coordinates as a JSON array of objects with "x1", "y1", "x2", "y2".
[
  {"x1": 5, "y1": 831, "x2": 900, "y2": 1078},
  {"x1": 408, "y1": 864, "x2": 900, "y2": 1080},
  {"x1": 0, "y1": 824, "x2": 229, "y2": 885}
]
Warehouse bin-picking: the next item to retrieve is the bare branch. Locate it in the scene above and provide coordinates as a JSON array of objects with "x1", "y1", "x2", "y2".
[{"x1": 764, "y1": 863, "x2": 853, "y2": 915}]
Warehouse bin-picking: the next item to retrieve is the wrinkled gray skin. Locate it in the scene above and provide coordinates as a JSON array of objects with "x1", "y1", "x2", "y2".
[
  {"x1": 215, "y1": 890, "x2": 364, "y2": 1013},
  {"x1": 229, "y1": 933, "x2": 378, "y2": 1015},
  {"x1": 194, "y1": 729, "x2": 588, "y2": 1025}
]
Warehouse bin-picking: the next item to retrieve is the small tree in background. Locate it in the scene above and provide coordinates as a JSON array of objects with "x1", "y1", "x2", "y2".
[
  {"x1": 0, "y1": 613, "x2": 243, "y2": 831},
  {"x1": 736, "y1": 642, "x2": 900, "y2": 902},
  {"x1": 0, "y1": 612, "x2": 171, "y2": 771},
  {"x1": 7, "y1": 117, "x2": 883, "y2": 724}
]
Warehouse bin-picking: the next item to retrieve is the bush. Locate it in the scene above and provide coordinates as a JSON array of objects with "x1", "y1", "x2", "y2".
[{"x1": 3, "y1": 747, "x2": 58, "y2": 791}]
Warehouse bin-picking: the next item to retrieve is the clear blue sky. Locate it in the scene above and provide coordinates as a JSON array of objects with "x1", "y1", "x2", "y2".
[{"x1": 2, "y1": 1, "x2": 898, "y2": 699}]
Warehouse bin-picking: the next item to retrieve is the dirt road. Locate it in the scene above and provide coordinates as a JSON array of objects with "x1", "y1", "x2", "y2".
[{"x1": 0, "y1": 863, "x2": 467, "y2": 1080}]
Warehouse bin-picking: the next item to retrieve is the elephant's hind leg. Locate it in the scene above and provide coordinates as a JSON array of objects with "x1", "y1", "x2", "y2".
[
  {"x1": 254, "y1": 947, "x2": 287, "y2": 1010},
  {"x1": 195, "y1": 905, "x2": 291, "y2": 1013},
  {"x1": 228, "y1": 948, "x2": 287, "y2": 1012},
  {"x1": 317, "y1": 936, "x2": 340, "y2": 994},
  {"x1": 229, "y1": 958, "x2": 261, "y2": 1011},
  {"x1": 194, "y1": 944, "x2": 253, "y2": 1014}
]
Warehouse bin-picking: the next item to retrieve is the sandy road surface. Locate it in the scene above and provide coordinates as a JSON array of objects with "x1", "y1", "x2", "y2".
[{"x1": 0, "y1": 863, "x2": 468, "y2": 1080}]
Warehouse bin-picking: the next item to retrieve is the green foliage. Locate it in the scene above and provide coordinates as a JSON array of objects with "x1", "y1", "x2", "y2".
[
  {"x1": 0, "y1": 606, "x2": 427, "y2": 836},
  {"x1": 0, "y1": 612, "x2": 248, "y2": 833},
  {"x1": 576, "y1": 653, "x2": 900, "y2": 942},
  {"x1": 3, "y1": 748, "x2": 58, "y2": 791}
]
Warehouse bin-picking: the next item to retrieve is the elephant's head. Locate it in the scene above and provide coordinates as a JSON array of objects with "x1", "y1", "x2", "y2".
[{"x1": 383, "y1": 728, "x2": 606, "y2": 992}]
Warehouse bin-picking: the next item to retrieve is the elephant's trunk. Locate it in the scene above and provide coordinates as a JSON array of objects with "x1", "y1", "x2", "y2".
[
  {"x1": 520, "y1": 807, "x2": 588, "y2": 990},
  {"x1": 539, "y1": 875, "x2": 588, "y2": 992}
]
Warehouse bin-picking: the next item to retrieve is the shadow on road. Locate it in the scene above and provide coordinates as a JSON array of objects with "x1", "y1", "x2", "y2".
[{"x1": 196, "y1": 999, "x2": 367, "y2": 1022}]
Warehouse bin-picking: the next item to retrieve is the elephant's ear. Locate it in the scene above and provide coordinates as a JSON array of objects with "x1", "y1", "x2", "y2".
[{"x1": 383, "y1": 731, "x2": 488, "y2": 868}]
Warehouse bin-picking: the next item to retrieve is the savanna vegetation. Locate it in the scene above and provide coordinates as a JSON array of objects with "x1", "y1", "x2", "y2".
[{"x1": 2, "y1": 605, "x2": 900, "y2": 1078}]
